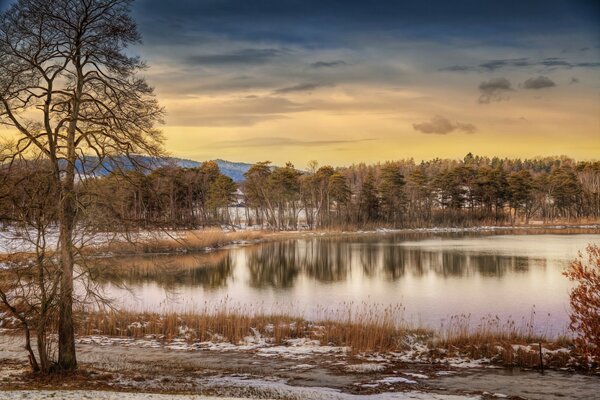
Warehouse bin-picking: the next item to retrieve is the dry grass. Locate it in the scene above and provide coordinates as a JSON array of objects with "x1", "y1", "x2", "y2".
[
  {"x1": 437, "y1": 312, "x2": 577, "y2": 369},
  {"x1": 76, "y1": 301, "x2": 576, "y2": 369},
  {"x1": 79, "y1": 301, "x2": 415, "y2": 354},
  {"x1": 92, "y1": 229, "x2": 268, "y2": 255},
  {"x1": 2, "y1": 299, "x2": 581, "y2": 369}
]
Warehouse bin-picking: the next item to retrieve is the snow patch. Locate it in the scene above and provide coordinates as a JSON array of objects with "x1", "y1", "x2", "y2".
[{"x1": 345, "y1": 363, "x2": 387, "y2": 373}]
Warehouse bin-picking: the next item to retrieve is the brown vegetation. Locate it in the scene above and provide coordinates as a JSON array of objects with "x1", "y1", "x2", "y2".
[
  {"x1": 563, "y1": 244, "x2": 600, "y2": 369},
  {"x1": 72, "y1": 304, "x2": 583, "y2": 369},
  {"x1": 92, "y1": 229, "x2": 267, "y2": 255}
]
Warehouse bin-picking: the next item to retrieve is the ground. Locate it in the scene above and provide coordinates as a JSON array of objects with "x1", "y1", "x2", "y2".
[{"x1": 1, "y1": 335, "x2": 599, "y2": 400}]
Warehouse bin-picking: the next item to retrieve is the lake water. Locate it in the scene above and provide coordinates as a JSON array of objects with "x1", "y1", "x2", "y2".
[{"x1": 97, "y1": 230, "x2": 600, "y2": 334}]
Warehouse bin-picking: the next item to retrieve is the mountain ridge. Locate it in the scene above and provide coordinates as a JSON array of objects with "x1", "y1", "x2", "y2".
[{"x1": 72, "y1": 155, "x2": 252, "y2": 182}]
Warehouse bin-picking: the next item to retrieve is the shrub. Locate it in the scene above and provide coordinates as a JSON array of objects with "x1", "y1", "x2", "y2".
[{"x1": 563, "y1": 244, "x2": 600, "y2": 368}]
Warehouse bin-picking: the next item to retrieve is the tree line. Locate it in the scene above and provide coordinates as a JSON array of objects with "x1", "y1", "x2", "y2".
[
  {"x1": 243, "y1": 154, "x2": 599, "y2": 229},
  {"x1": 2, "y1": 154, "x2": 599, "y2": 232}
]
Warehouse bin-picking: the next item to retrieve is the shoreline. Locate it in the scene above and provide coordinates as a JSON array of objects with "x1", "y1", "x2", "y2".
[
  {"x1": 2, "y1": 222, "x2": 599, "y2": 259},
  {"x1": 0, "y1": 307, "x2": 589, "y2": 372}
]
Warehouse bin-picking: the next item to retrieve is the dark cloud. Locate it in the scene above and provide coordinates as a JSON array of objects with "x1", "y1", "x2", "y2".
[
  {"x1": 412, "y1": 116, "x2": 477, "y2": 135},
  {"x1": 576, "y1": 62, "x2": 600, "y2": 68},
  {"x1": 522, "y1": 75, "x2": 556, "y2": 89},
  {"x1": 310, "y1": 60, "x2": 348, "y2": 68},
  {"x1": 478, "y1": 77, "x2": 513, "y2": 103},
  {"x1": 186, "y1": 48, "x2": 284, "y2": 66},
  {"x1": 273, "y1": 82, "x2": 333, "y2": 94},
  {"x1": 570, "y1": 77, "x2": 580, "y2": 84},
  {"x1": 441, "y1": 57, "x2": 600, "y2": 72},
  {"x1": 479, "y1": 58, "x2": 530, "y2": 71},
  {"x1": 537, "y1": 57, "x2": 571, "y2": 68},
  {"x1": 135, "y1": 0, "x2": 600, "y2": 47}
]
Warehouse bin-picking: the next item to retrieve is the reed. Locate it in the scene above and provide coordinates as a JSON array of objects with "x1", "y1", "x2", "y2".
[
  {"x1": 77, "y1": 301, "x2": 571, "y2": 362},
  {"x1": 79, "y1": 301, "x2": 413, "y2": 354},
  {"x1": 92, "y1": 229, "x2": 267, "y2": 255}
]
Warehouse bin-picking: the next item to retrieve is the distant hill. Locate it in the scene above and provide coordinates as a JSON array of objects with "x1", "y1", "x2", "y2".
[{"x1": 71, "y1": 155, "x2": 252, "y2": 182}]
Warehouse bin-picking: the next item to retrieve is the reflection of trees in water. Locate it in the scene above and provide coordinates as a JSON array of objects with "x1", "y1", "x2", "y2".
[
  {"x1": 382, "y1": 247, "x2": 535, "y2": 278},
  {"x1": 302, "y1": 240, "x2": 350, "y2": 282},
  {"x1": 245, "y1": 238, "x2": 540, "y2": 287},
  {"x1": 358, "y1": 244, "x2": 380, "y2": 277},
  {"x1": 382, "y1": 245, "x2": 407, "y2": 279},
  {"x1": 246, "y1": 241, "x2": 300, "y2": 288},
  {"x1": 88, "y1": 237, "x2": 547, "y2": 291},
  {"x1": 88, "y1": 251, "x2": 234, "y2": 290}
]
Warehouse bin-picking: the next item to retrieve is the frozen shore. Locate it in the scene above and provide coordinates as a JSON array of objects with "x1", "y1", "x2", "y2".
[{"x1": 1, "y1": 333, "x2": 599, "y2": 400}]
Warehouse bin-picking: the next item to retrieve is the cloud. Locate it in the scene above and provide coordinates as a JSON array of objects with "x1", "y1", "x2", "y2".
[
  {"x1": 166, "y1": 96, "x2": 311, "y2": 126},
  {"x1": 441, "y1": 57, "x2": 600, "y2": 72},
  {"x1": 454, "y1": 122, "x2": 478, "y2": 134},
  {"x1": 310, "y1": 60, "x2": 348, "y2": 68},
  {"x1": 207, "y1": 137, "x2": 375, "y2": 149},
  {"x1": 522, "y1": 75, "x2": 556, "y2": 89},
  {"x1": 170, "y1": 115, "x2": 288, "y2": 127},
  {"x1": 478, "y1": 77, "x2": 513, "y2": 103},
  {"x1": 569, "y1": 77, "x2": 580, "y2": 84},
  {"x1": 273, "y1": 82, "x2": 333, "y2": 94},
  {"x1": 479, "y1": 58, "x2": 530, "y2": 71},
  {"x1": 412, "y1": 116, "x2": 477, "y2": 135},
  {"x1": 186, "y1": 48, "x2": 284, "y2": 66}
]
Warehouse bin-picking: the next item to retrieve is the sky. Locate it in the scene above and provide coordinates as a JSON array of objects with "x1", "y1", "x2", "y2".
[{"x1": 1, "y1": 0, "x2": 600, "y2": 167}]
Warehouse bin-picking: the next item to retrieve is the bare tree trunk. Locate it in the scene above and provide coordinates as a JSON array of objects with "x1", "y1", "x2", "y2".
[
  {"x1": 57, "y1": 157, "x2": 77, "y2": 370},
  {"x1": 37, "y1": 328, "x2": 49, "y2": 373},
  {"x1": 58, "y1": 56, "x2": 83, "y2": 370},
  {"x1": 24, "y1": 327, "x2": 40, "y2": 373}
]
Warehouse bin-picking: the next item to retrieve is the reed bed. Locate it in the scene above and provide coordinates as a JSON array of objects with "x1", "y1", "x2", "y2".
[
  {"x1": 93, "y1": 229, "x2": 267, "y2": 255},
  {"x1": 79, "y1": 301, "x2": 415, "y2": 354},
  {"x1": 77, "y1": 300, "x2": 573, "y2": 363},
  {"x1": 2, "y1": 298, "x2": 580, "y2": 368},
  {"x1": 437, "y1": 312, "x2": 576, "y2": 368}
]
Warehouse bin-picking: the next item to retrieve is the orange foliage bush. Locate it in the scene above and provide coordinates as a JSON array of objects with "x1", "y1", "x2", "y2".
[{"x1": 563, "y1": 244, "x2": 600, "y2": 368}]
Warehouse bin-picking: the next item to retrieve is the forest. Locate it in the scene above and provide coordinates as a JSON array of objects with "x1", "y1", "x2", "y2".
[{"x1": 1, "y1": 153, "x2": 599, "y2": 231}]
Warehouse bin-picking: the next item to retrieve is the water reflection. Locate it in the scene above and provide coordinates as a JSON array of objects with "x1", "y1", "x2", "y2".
[
  {"x1": 97, "y1": 232, "x2": 599, "y2": 330},
  {"x1": 97, "y1": 235, "x2": 577, "y2": 288},
  {"x1": 90, "y1": 252, "x2": 234, "y2": 289}
]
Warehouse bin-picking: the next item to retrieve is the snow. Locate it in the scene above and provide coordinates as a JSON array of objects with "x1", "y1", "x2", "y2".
[
  {"x1": 0, "y1": 389, "x2": 481, "y2": 400},
  {"x1": 257, "y1": 338, "x2": 348, "y2": 359},
  {"x1": 0, "y1": 392, "x2": 251, "y2": 400},
  {"x1": 376, "y1": 376, "x2": 417, "y2": 385},
  {"x1": 0, "y1": 227, "x2": 187, "y2": 255},
  {"x1": 288, "y1": 363, "x2": 315, "y2": 370},
  {"x1": 76, "y1": 335, "x2": 348, "y2": 359},
  {"x1": 402, "y1": 372, "x2": 429, "y2": 379},
  {"x1": 483, "y1": 393, "x2": 508, "y2": 399},
  {"x1": 345, "y1": 363, "x2": 387, "y2": 372},
  {"x1": 203, "y1": 376, "x2": 480, "y2": 400}
]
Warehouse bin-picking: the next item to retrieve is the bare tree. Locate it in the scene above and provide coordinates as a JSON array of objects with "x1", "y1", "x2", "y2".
[{"x1": 0, "y1": 0, "x2": 164, "y2": 370}]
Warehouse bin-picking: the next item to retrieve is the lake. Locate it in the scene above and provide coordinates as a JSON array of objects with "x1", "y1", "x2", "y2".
[{"x1": 97, "y1": 230, "x2": 600, "y2": 335}]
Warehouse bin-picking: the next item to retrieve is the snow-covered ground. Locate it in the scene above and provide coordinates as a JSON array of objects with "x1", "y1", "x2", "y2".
[
  {"x1": 0, "y1": 389, "x2": 480, "y2": 400},
  {"x1": 0, "y1": 393, "x2": 250, "y2": 400}
]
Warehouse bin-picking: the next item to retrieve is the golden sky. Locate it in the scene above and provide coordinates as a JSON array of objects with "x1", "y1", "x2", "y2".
[
  {"x1": 2, "y1": 0, "x2": 599, "y2": 168},
  {"x1": 126, "y1": 0, "x2": 600, "y2": 168}
]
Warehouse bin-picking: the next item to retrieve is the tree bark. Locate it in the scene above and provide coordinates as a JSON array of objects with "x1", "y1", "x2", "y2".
[
  {"x1": 57, "y1": 49, "x2": 83, "y2": 371},
  {"x1": 57, "y1": 146, "x2": 77, "y2": 370}
]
